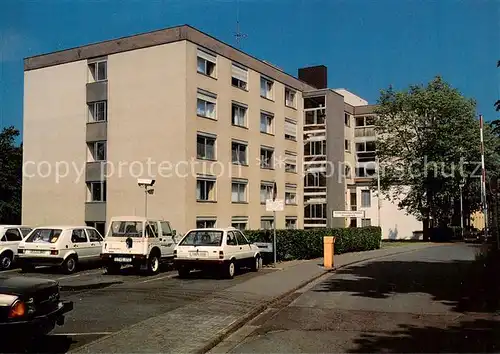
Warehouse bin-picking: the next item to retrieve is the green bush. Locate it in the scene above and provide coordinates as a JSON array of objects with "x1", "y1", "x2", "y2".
[{"x1": 244, "y1": 227, "x2": 381, "y2": 261}]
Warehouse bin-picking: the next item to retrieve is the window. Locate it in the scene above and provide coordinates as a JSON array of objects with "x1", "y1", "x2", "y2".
[
  {"x1": 197, "y1": 91, "x2": 217, "y2": 119},
  {"x1": 345, "y1": 113, "x2": 351, "y2": 127},
  {"x1": 196, "y1": 219, "x2": 216, "y2": 228},
  {"x1": 234, "y1": 230, "x2": 249, "y2": 245},
  {"x1": 305, "y1": 172, "x2": 326, "y2": 187},
  {"x1": 361, "y1": 218, "x2": 372, "y2": 227},
  {"x1": 182, "y1": 229, "x2": 221, "y2": 245},
  {"x1": 87, "y1": 228, "x2": 103, "y2": 242},
  {"x1": 260, "y1": 77, "x2": 274, "y2": 100},
  {"x1": 71, "y1": 229, "x2": 88, "y2": 243},
  {"x1": 231, "y1": 140, "x2": 247, "y2": 165},
  {"x1": 304, "y1": 203, "x2": 327, "y2": 219},
  {"x1": 260, "y1": 182, "x2": 274, "y2": 203},
  {"x1": 350, "y1": 218, "x2": 357, "y2": 227},
  {"x1": 232, "y1": 103, "x2": 247, "y2": 127},
  {"x1": 345, "y1": 165, "x2": 352, "y2": 179},
  {"x1": 197, "y1": 133, "x2": 216, "y2": 160},
  {"x1": 226, "y1": 231, "x2": 238, "y2": 245},
  {"x1": 285, "y1": 218, "x2": 297, "y2": 230},
  {"x1": 260, "y1": 112, "x2": 274, "y2": 134},
  {"x1": 231, "y1": 179, "x2": 247, "y2": 203},
  {"x1": 86, "y1": 222, "x2": 105, "y2": 237},
  {"x1": 20, "y1": 228, "x2": 32, "y2": 237},
  {"x1": 231, "y1": 64, "x2": 248, "y2": 90},
  {"x1": 356, "y1": 115, "x2": 376, "y2": 127},
  {"x1": 260, "y1": 147, "x2": 274, "y2": 169},
  {"x1": 361, "y1": 190, "x2": 371, "y2": 207},
  {"x1": 197, "y1": 49, "x2": 216, "y2": 78},
  {"x1": 161, "y1": 222, "x2": 173, "y2": 236},
  {"x1": 88, "y1": 60, "x2": 107, "y2": 82},
  {"x1": 231, "y1": 218, "x2": 247, "y2": 230},
  {"x1": 305, "y1": 108, "x2": 326, "y2": 125},
  {"x1": 305, "y1": 140, "x2": 327, "y2": 156},
  {"x1": 88, "y1": 182, "x2": 106, "y2": 202},
  {"x1": 5, "y1": 228, "x2": 22, "y2": 241},
  {"x1": 88, "y1": 101, "x2": 107, "y2": 122},
  {"x1": 345, "y1": 139, "x2": 351, "y2": 152},
  {"x1": 285, "y1": 88, "x2": 296, "y2": 108},
  {"x1": 146, "y1": 223, "x2": 158, "y2": 238},
  {"x1": 89, "y1": 141, "x2": 106, "y2": 161},
  {"x1": 197, "y1": 177, "x2": 216, "y2": 202},
  {"x1": 285, "y1": 151, "x2": 297, "y2": 173},
  {"x1": 260, "y1": 217, "x2": 274, "y2": 230},
  {"x1": 285, "y1": 119, "x2": 297, "y2": 140},
  {"x1": 285, "y1": 184, "x2": 297, "y2": 205}
]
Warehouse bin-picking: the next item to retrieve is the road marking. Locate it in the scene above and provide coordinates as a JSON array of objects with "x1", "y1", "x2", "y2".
[
  {"x1": 56, "y1": 273, "x2": 82, "y2": 280},
  {"x1": 51, "y1": 332, "x2": 113, "y2": 336},
  {"x1": 140, "y1": 273, "x2": 176, "y2": 283}
]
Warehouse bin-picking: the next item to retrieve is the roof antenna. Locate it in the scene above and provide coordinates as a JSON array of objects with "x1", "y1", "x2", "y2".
[{"x1": 234, "y1": 0, "x2": 247, "y2": 49}]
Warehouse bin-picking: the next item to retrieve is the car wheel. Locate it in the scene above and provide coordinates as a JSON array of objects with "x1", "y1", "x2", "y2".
[
  {"x1": 62, "y1": 256, "x2": 77, "y2": 274},
  {"x1": 251, "y1": 256, "x2": 261, "y2": 272},
  {"x1": 0, "y1": 252, "x2": 13, "y2": 270},
  {"x1": 224, "y1": 260, "x2": 235, "y2": 279},
  {"x1": 105, "y1": 263, "x2": 121, "y2": 275},
  {"x1": 178, "y1": 267, "x2": 190, "y2": 278},
  {"x1": 147, "y1": 254, "x2": 160, "y2": 275}
]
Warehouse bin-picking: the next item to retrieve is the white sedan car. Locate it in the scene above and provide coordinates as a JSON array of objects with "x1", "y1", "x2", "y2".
[
  {"x1": 0, "y1": 225, "x2": 32, "y2": 270},
  {"x1": 16, "y1": 226, "x2": 104, "y2": 274},
  {"x1": 173, "y1": 227, "x2": 262, "y2": 279}
]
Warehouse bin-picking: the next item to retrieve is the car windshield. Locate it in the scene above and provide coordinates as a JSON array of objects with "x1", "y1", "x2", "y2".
[
  {"x1": 110, "y1": 221, "x2": 144, "y2": 237},
  {"x1": 25, "y1": 229, "x2": 62, "y2": 243},
  {"x1": 179, "y1": 230, "x2": 223, "y2": 246}
]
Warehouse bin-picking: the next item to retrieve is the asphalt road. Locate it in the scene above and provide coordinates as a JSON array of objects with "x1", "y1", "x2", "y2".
[
  {"x1": 226, "y1": 243, "x2": 500, "y2": 353},
  {"x1": 1, "y1": 263, "x2": 273, "y2": 353}
]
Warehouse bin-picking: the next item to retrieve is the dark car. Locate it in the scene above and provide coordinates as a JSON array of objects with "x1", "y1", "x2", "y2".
[{"x1": 0, "y1": 276, "x2": 73, "y2": 342}]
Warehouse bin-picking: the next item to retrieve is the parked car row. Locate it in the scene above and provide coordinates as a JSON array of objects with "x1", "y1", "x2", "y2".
[{"x1": 1, "y1": 217, "x2": 263, "y2": 279}]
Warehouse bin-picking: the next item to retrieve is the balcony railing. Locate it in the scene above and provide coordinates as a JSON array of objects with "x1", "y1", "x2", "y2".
[{"x1": 355, "y1": 127, "x2": 376, "y2": 137}]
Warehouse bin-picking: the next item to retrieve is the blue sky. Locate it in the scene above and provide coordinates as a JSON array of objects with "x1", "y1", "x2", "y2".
[{"x1": 1, "y1": 0, "x2": 499, "y2": 138}]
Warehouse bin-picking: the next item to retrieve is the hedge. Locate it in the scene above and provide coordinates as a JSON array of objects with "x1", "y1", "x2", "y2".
[{"x1": 244, "y1": 226, "x2": 381, "y2": 261}]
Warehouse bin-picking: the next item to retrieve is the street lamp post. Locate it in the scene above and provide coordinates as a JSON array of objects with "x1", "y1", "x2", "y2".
[{"x1": 459, "y1": 179, "x2": 465, "y2": 239}]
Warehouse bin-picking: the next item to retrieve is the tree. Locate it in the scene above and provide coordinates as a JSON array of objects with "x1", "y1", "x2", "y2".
[
  {"x1": 495, "y1": 60, "x2": 500, "y2": 112},
  {"x1": 0, "y1": 127, "x2": 22, "y2": 224},
  {"x1": 374, "y1": 76, "x2": 500, "y2": 240}
]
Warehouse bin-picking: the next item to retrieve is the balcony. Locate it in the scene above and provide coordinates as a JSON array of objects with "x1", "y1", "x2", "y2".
[
  {"x1": 86, "y1": 81, "x2": 108, "y2": 102},
  {"x1": 86, "y1": 162, "x2": 106, "y2": 182},
  {"x1": 355, "y1": 126, "x2": 375, "y2": 138},
  {"x1": 85, "y1": 202, "x2": 106, "y2": 221},
  {"x1": 86, "y1": 122, "x2": 107, "y2": 142}
]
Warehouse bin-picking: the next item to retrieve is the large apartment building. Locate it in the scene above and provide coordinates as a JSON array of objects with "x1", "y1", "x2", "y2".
[{"x1": 22, "y1": 24, "x2": 421, "y2": 238}]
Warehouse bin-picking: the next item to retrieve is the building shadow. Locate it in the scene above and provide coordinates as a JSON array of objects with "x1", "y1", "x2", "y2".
[
  {"x1": 313, "y1": 249, "x2": 500, "y2": 352},
  {"x1": 315, "y1": 256, "x2": 499, "y2": 313},
  {"x1": 349, "y1": 318, "x2": 500, "y2": 353}
]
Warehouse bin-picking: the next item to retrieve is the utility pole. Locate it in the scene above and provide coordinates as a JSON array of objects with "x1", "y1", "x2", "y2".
[{"x1": 459, "y1": 179, "x2": 465, "y2": 239}]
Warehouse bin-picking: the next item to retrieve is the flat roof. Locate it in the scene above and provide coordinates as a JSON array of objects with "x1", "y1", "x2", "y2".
[{"x1": 24, "y1": 24, "x2": 315, "y2": 92}]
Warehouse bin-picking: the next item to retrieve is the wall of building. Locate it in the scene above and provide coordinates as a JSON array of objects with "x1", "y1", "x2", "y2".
[
  {"x1": 106, "y1": 41, "x2": 188, "y2": 232},
  {"x1": 23, "y1": 61, "x2": 88, "y2": 226},
  {"x1": 185, "y1": 41, "x2": 303, "y2": 231}
]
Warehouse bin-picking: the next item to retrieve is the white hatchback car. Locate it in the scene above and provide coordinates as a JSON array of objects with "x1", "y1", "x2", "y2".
[
  {"x1": 16, "y1": 226, "x2": 104, "y2": 274},
  {"x1": 0, "y1": 225, "x2": 32, "y2": 270},
  {"x1": 173, "y1": 227, "x2": 262, "y2": 279}
]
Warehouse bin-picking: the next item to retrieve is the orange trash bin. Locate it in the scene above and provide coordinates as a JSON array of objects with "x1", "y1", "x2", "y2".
[{"x1": 323, "y1": 236, "x2": 335, "y2": 269}]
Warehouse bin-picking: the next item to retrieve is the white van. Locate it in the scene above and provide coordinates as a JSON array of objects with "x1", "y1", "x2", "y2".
[
  {"x1": 101, "y1": 216, "x2": 177, "y2": 275},
  {"x1": 0, "y1": 225, "x2": 32, "y2": 270},
  {"x1": 16, "y1": 226, "x2": 104, "y2": 274}
]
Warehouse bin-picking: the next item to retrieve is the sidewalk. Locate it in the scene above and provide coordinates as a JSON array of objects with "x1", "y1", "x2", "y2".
[{"x1": 71, "y1": 243, "x2": 436, "y2": 354}]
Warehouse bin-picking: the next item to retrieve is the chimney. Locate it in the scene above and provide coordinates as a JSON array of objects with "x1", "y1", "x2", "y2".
[{"x1": 298, "y1": 65, "x2": 327, "y2": 89}]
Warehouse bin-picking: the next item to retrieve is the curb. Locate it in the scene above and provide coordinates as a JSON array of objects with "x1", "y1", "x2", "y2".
[{"x1": 199, "y1": 244, "x2": 433, "y2": 354}]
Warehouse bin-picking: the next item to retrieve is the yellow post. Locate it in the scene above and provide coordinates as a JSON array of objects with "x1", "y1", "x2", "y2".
[{"x1": 323, "y1": 236, "x2": 335, "y2": 269}]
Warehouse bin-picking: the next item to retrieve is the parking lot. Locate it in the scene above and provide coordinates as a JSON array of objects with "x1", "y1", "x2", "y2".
[{"x1": 2, "y1": 263, "x2": 274, "y2": 353}]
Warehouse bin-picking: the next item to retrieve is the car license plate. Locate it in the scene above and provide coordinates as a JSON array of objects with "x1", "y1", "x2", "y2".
[
  {"x1": 27, "y1": 250, "x2": 47, "y2": 254},
  {"x1": 189, "y1": 251, "x2": 208, "y2": 257},
  {"x1": 114, "y1": 257, "x2": 132, "y2": 263}
]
